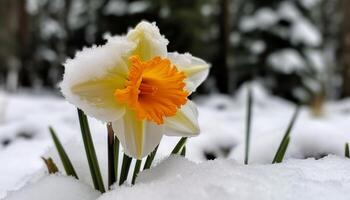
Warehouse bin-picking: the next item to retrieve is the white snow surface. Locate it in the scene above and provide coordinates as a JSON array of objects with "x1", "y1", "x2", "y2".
[
  {"x1": 4, "y1": 175, "x2": 100, "y2": 200},
  {"x1": 99, "y1": 155, "x2": 350, "y2": 200},
  {"x1": 2, "y1": 84, "x2": 350, "y2": 198}
]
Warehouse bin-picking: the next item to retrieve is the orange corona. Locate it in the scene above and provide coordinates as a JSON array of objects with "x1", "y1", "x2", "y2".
[{"x1": 115, "y1": 56, "x2": 188, "y2": 124}]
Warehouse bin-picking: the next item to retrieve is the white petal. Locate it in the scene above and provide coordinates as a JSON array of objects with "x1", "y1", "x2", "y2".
[
  {"x1": 127, "y1": 21, "x2": 169, "y2": 61},
  {"x1": 60, "y1": 36, "x2": 134, "y2": 122},
  {"x1": 112, "y1": 110, "x2": 164, "y2": 159},
  {"x1": 164, "y1": 100, "x2": 200, "y2": 137},
  {"x1": 168, "y1": 52, "x2": 210, "y2": 92}
]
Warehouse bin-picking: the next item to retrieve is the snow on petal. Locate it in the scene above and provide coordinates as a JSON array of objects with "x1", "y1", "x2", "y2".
[
  {"x1": 127, "y1": 21, "x2": 169, "y2": 61},
  {"x1": 164, "y1": 100, "x2": 200, "y2": 136},
  {"x1": 60, "y1": 36, "x2": 133, "y2": 122},
  {"x1": 168, "y1": 52, "x2": 210, "y2": 92},
  {"x1": 112, "y1": 110, "x2": 164, "y2": 159}
]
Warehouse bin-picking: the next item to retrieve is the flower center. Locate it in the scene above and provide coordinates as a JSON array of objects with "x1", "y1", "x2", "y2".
[{"x1": 115, "y1": 56, "x2": 189, "y2": 124}]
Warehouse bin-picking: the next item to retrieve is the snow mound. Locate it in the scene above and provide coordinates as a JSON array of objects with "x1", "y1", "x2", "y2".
[
  {"x1": 4, "y1": 175, "x2": 100, "y2": 200},
  {"x1": 99, "y1": 155, "x2": 350, "y2": 200}
]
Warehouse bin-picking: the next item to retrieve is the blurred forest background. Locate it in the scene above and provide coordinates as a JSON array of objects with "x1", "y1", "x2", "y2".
[{"x1": 0, "y1": 0, "x2": 349, "y2": 105}]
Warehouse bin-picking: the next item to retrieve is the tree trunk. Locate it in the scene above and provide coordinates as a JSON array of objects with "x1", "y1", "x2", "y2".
[
  {"x1": 214, "y1": 0, "x2": 230, "y2": 93},
  {"x1": 341, "y1": 0, "x2": 350, "y2": 97}
]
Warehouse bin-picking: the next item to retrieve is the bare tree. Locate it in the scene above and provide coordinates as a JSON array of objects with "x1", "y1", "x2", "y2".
[
  {"x1": 340, "y1": 0, "x2": 350, "y2": 97},
  {"x1": 214, "y1": 0, "x2": 230, "y2": 93}
]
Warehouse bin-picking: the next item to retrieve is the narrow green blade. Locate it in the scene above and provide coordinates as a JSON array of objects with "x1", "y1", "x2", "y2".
[
  {"x1": 49, "y1": 126, "x2": 78, "y2": 178},
  {"x1": 345, "y1": 143, "x2": 350, "y2": 158},
  {"x1": 114, "y1": 136, "x2": 120, "y2": 183},
  {"x1": 171, "y1": 137, "x2": 187, "y2": 154},
  {"x1": 273, "y1": 136, "x2": 291, "y2": 163},
  {"x1": 41, "y1": 157, "x2": 59, "y2": 174},
  {"x1": 107, "y1": 123, "x2": 115, "y2": 189},
  {"x1": 77, "y1": 109, "x2": 105, "y2": 193},
  {"x1": 143, "y1": 145, "x2": 158, "y2": 170},
  {"x1": 244, "y1": 87, "x2": 253, "y2": 165},
  {"x1": 272, "y1": 106, "x2": 300, "y2": 164},
  {"x1": 180, "y1": 146, "x2": 186, "y2": 157},
  {"x1": 119, "y1": 154, "x2": 132, "y2": 185},
  {"x1": 132, "y1": 159, "x2": 142, "y2": 185}
]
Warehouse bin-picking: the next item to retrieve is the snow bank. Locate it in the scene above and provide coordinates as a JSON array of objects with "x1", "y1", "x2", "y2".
[
  {"x1": 99, "y1": 155, "x2": 350, "y2": 200},
  {"x1": 4, "y1": 175, "x2": 100, "y2": 200},
  {"x1": 2, "y1": 85, "x2": 350, "y2": 197}
]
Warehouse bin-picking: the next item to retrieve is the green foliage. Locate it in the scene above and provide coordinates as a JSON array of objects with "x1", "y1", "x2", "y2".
[
  {"x1": 244, "y1": 86, "x2": 253, "y2": 164},
  {"x1": 77, "y1": 109, "x2": 105, "y2": 192},
  {"x1": 132, "y1": 159, "x2": 142, "y2": 185},
  {"x1": 171, "y1": 137, "x2": 187, "y2": 154},
  {"x1": 272, "y1": 106, "x2": 300, "y2": 163},
  {"x1": 119, "y1": 154, "x2": 132, "y2": 185},
  {"x1": 49, "y1": 126, "x2": 78, "y2": 178},
  {"x1": 143, "y1": 145, "x2": 159, "y2": 170},
  {"x1": 180, "y1": 146, "x2": 186, "y2": 157}
]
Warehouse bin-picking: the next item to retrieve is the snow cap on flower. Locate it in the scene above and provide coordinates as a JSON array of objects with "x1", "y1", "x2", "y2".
[{"x1": 60, "y1": 21, "x2": 210, "y2": 158}]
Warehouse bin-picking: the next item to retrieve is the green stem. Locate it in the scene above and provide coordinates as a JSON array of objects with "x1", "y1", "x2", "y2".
[
  {"x1": 180, "y1": 146, "x2": 186, "y2": 157},
  {"x1": 345, "y1": 143, "x2": 350, "y2": 158},
  {"x1": 49, "y1": 126, "x2": 78, "y2": 178},
  {"x1": 171, "y1": 137, "x2": 187, "y2": 154},
  {"x1": 114, "y1": 136, "x2": 120, "y2": 183},
  {"x1": 272, "y1": 106, "x2": 300, "y2": 164},
  {"x1": 107, "y1": 123, "x2": 115, "y2": 189},
  {"x1": 244, "y1": 86, "x2": 253, "y2": 165},
  {"x1": 77, "y1": 109, "x2": 105, "y2": 193},
  {"x1": 132, "y1": 159, "x2": 142, "y2": 185},
  {"x1": 119, "y1": 154, "x2": 132, "y2": 185},
  {"x1": 143, "y1": 145, "x2": 158, "y2": 170}
]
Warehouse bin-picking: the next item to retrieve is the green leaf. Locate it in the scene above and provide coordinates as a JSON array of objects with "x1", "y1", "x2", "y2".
[
  {"x1": 273, "y1": 136, "x2": 291, "y2": 163},
  {"x1": 77, "y1": 109, "x2": 105, "y2": 193},
  {"x1": 171, "y1": 137, "x2": 187, "y2": 154},
  {"x1": 119, "y1": 154, "x2": 132, "y2": 185},
  {"x1": 107, "y1": 123, "x2": 116, "y2": 189},
  {"x1": 41, "y1": 157, "x2": 59, "y2": 174},
  {"x1": 180, "y1": 145, "x2": 186, "y2": 157},
  {"x1": 244, "y1": 86, "x2": 253, "y2": 165},
  {"x1": 114, "y1": 136, "x2": 120, "y2": 184},
  {"x1": 345, "y1": 143, "x2": 350, "y2": 158},
  {"x1": 49, "y1": 126, "x2": 78, "y2": 178},
  {"x1": 132, "y1": 159, "x2": 142, "y2": 185},
  {"x1": 272, "y1": 106, "x2": 300, "y2": 164},
  {"x1": 143, "y1": 145, "x2": 158, "y2": 170}
]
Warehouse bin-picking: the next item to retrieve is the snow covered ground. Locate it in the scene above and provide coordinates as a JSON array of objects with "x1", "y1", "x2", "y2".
[
  {"x1": 1, "y1": 84, "x2": 350, "y2": 199},
  {"x1": 5, "y1": 156, "x2": 350, "y2": 200}
]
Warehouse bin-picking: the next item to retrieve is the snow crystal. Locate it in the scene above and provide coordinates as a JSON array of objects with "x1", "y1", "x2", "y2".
[
  {"x1": 268, "y1": 49, "x2": 306, "y2": 73},
  {"x1": 99, "y1": 155, "x2": 350, "y2": 200},
  {"x1": 4, "y1": 175, "x2": 100, "y2": 200}
]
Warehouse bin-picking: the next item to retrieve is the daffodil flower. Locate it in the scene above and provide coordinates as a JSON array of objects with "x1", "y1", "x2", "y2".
[{"x1": 61, "y1": 21, "x2": 209, "y2": 158}]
